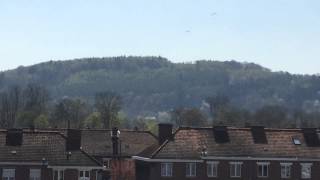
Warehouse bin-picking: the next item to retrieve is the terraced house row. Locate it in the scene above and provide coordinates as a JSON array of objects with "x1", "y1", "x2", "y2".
[
  {"x1": 1, "y1": 124, "x2": 320, "y2": 180},
  {"x1": 134, "y1": 124, "x2": 320, "y2": 180}
]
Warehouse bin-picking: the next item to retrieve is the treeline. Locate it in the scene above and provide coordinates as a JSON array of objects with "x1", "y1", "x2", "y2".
[
  {"x1": 0, "y1": 56, "x2": 320, "y2": 125},
  {"x1": 0, "y1": 84, "x2": 127, "y2": 129},
  {"x1": 0, "y1": 84, "x2": 319, "y2": 132}
]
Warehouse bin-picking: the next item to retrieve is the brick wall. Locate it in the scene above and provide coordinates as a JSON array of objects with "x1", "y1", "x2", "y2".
[
  {"x1": 112, "y1": 159, "x2": 136, "y2": 180},
  {"x1": 144, "y1": 160, "x2": 320, "y2": 180}
]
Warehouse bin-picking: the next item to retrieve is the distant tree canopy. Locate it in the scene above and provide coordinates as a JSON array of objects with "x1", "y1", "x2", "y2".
[
  {"x1": 0, "y1": 56, "x2": 319, "y2": 128},
  {"x1": 95, "y1": 91, "x2": 121, "y2": 128}
]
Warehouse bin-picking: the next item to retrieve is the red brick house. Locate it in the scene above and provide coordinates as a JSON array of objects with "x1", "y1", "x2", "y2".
[
  {"x1": 134, "y1": 124, "x2": 320, "y2": 180},
  {"x1": 80, "y1": 128, "x2": 158, "y2": 180},
  {"x1": 0, "y1": 129, "x2": 104, "y2": 180}
]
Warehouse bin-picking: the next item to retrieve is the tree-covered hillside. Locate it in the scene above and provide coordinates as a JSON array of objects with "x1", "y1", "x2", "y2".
[{"x1": 0, "y1": 56, "x2": 319, "y2": 117}]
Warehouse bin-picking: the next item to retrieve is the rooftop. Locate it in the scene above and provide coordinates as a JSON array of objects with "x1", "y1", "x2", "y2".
[
  {"x1": 0, "y1": 129, "x2": 101, "y2": 167},
  {"x1": 80, "y1": 129, "x2": 158, "y2": 158},
  {"x1": 149, "y1": 127, "x2": 320, "y2": 160}
]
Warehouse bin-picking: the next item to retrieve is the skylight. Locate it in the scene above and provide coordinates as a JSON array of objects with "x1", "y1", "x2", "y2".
[{"x1": 292, "y1": 137, "x2": 301, "y2": 145}]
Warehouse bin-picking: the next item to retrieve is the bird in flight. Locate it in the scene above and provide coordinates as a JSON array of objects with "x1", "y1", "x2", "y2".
[{"x1": 210, "y1": 12, "x2": 217, "y2": 16}]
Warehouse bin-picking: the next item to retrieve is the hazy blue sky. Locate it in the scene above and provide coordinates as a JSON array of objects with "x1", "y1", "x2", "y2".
[{"x1": 0, "y1": 0, "x2": 319, "y2": 74}]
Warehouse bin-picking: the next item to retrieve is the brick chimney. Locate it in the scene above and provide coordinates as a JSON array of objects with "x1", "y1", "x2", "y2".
[
  {"x1": 112, "y1": 127, "x2": 120, "y2": 157},
  {"x1": 66, "y1": 129, "x2": 82, "y2": 151},
  {"x1": 6, "y1": 129, "x2": 23, "y2": 146},
  {"x1": 158, "y1": 123, "x2": 173, "y2": 145}
]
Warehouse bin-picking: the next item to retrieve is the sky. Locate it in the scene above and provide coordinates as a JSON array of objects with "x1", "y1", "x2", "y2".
[{"x1": 0, "y1": 0, "x2": 320, "y2": 74}]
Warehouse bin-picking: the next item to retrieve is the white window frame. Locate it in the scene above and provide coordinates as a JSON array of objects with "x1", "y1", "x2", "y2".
[
  {"x1": 161, "y1": 162, "x2": 173, "y2": 177},
  {"x1": 301, "y1": 163, "x2": 312, "y2": 179},
  {"x1": 230, "y1": 162, "x2": 242, "y2": 178},
  {"x1": 53, "y1": 169, "x2": 64, "y2": 180},
  {"x1": 257, "y1": 162, "x2": 269, "y2": 178},
  {"x1": 79, "y1": 170, "x2": 90, "y2": 180},
  {"x1": 30, "y1": 169, "x2": 41, "y2": 180},
  {"x1": 207, "y1": 161, "x2": 219, "y2": 177},
  {"x1": 186, "y1": 162, "x2": 196, "y2": 177},
  {"x1": 280, "y1": 163, "x2": 292, "y2": 179},
  {"x1": 102, "y1": 158, "x2": 111, "y2": 169},
  {"x1": 2, "y1": 169, "x2": 15, "y2": 180}
]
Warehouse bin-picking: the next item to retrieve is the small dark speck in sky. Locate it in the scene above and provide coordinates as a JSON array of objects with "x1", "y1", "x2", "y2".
[{"x1": 210, "y1": 12, "x2": 217, "y2": 16}]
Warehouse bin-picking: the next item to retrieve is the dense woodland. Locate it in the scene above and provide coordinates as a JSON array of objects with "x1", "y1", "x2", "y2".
[{"x1": 0, "y1": 56, "x2": 320, "y2": 132}]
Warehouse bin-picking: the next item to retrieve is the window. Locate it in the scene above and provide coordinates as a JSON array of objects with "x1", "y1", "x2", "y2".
[
  {"x1": 207, "y1": 161, "x2": 219, "y2": 177},
  {"x1": 301, "y1": 163, "x2": 312, "y2": 179},
  {"x1": 53, "y1": 170, "x2": 64, "y2": 180},
  {"x1": 103, "y1": 158, "x2": 111, "y2": 169},
  {"x1": 257, "y1": 162, "x2": 269, "y2": 178},
  {"x1": 29, "y1": 169, "x2": 41, "y2": 180},
  {"x1": 292, "y1": 137, "x2": 301, "y2": 145},
  {"x1": 161, "y1": 163, "x2": 173, "y2": 177},
  {"x1": 2, "y1": 169, "x2": 15, "y2": 180},
  {"x1": 186, "y1": 163, "x2": 196, "y2": 177},
  {"x1": 280, "y1": 163, "x2": 292, "y2": 179},
  {"x1": 79, "y1": 170, "x2": 90, "y2": 180},
  {"x1": 230, "y1": 162, "x2": 242, "y2": 178}
]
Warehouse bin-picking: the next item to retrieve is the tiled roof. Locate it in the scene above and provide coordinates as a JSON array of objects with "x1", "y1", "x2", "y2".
[
  {"x1": 80, "y1": 129, "x2": 158, "y2": 157},
  {"x1": 0, "y1": 130, "x2": 101, "y2": 166},
  {"x1": 152, "y1": 127, "x2": 320, "y2": 159}
]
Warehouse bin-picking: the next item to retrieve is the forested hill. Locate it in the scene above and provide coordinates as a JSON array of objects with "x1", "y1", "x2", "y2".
[{"x1": 0, "y1": 56, "x2": 320, "y2": 116}]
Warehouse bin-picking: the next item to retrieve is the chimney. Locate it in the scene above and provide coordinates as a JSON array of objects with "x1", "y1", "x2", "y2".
[
  {"x1": 111, "y1": 127, "x2": 120, "y2": 157},
  {"x1": 250, "y1": 126, "x2": 267, "y2": 144},
  {"x1": 213, "y1": 126, "x2": 230, "y2": 143},
  {"x1": 6, "y1": 129, "x2": 23, "y2": 146},
  {"x1": 66, "y1": 129, "x2": 82, "y2": 151},
  {"x1": 158, "y1": 123, "x2": 173, "y2": 145}
]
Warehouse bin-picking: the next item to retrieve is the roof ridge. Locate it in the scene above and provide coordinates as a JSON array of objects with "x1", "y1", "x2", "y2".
[{"x1": 177, "y1": 126, "x2": 304, "y2": 132}]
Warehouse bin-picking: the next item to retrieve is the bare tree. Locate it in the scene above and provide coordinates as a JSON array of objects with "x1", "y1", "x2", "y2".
[
  {"x1": 205, "y1": 94, "x2": 230, "y2": 123},
  {"x1": 22, "y1": 83, "x2": 49, "y2": 114},
  {"x1": 0, "y1": 92, "x2": 10, "y2": 128},
  {"x1": 0, "y1": 86, "x2": 22, "y2": 128},
  {"x1": 95, "y1": 91, "x2": 121, "y2": 128},
  {"x1": 52, "y1": 98, "x2": 90, "y2": 128}
]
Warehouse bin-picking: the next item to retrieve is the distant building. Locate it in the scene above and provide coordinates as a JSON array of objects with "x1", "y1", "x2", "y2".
[{"x1": 134, "y1": 124, "x2": 320, "y2": 180}]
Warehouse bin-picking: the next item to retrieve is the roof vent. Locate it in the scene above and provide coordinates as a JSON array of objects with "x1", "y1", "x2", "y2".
[
  {"x1": 6, "y1": 129, "x2": 23, "y2": 146},
  {"x1": 213, "y1": 126, "x2": 230, "y2": 143},
  {"x1": 302, "y1": 128, "x2": 320, "y2": 147},
  {"x1": 250, "y1": 126, "x2": 267, "y2": 144}
]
